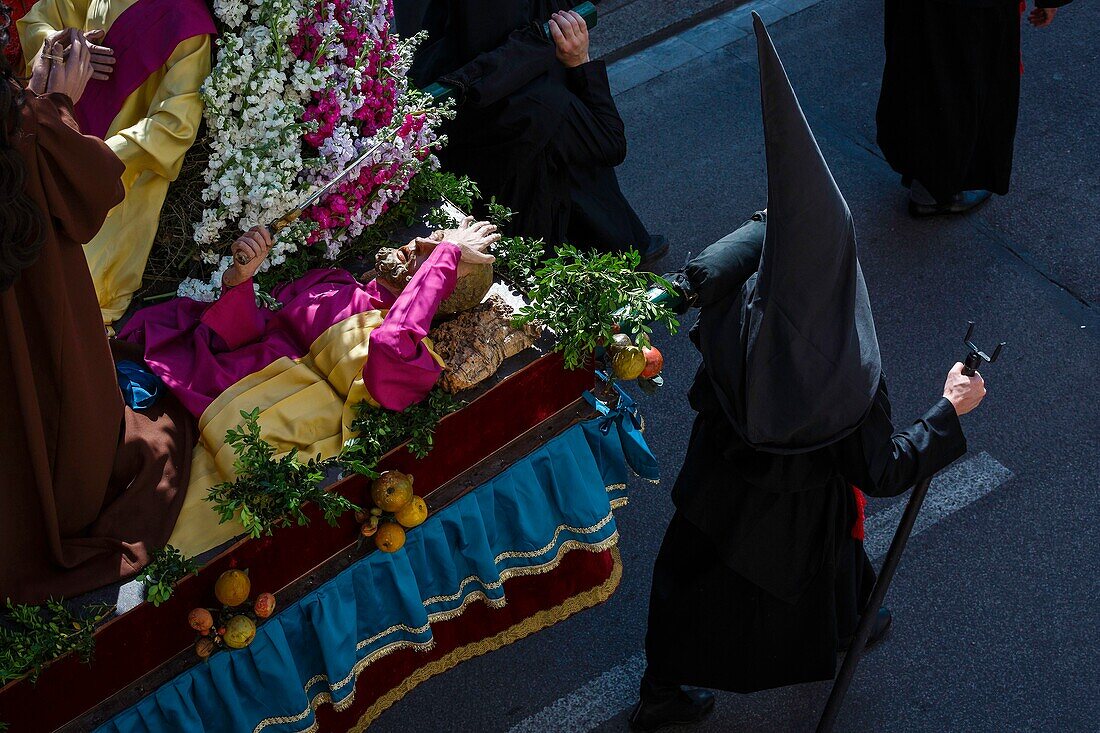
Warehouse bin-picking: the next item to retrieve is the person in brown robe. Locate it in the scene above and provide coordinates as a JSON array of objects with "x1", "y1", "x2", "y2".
[{"x1": 0, "y1": 19, "x2": 195, "y2": 604}]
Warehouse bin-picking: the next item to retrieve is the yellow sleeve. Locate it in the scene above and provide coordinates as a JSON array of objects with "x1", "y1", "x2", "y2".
[
  {"x1": 17, "y1": 0, "x2": 90, "y2": 64},
  {"x1": 105, "y1": 34, "x2": 211, "y2": 182}
]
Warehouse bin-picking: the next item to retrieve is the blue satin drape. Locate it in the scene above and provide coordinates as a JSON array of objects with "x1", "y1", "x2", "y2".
[{"x1": 96, "y1": 407, "x2": 656, "y2": 733}]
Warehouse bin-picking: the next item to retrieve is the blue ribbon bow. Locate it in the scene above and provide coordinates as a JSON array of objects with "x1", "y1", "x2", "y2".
[{"x1": 583, "y1": 379, "x2": 660, "y2": 482}]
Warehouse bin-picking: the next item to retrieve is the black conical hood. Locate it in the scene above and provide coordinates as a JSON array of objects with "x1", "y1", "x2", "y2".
[{"x1": 696, "y1": 13, "x2": 881, "y2": 453}]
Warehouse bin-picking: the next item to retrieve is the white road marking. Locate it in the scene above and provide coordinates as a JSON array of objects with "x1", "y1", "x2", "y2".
[
  {"x1": 508, "y1": 656, "x2": 647, "y2": 733},
  {"x1": 506, "y1": 451, "x2": 1014, "y2": 733},
  {"x1": 861, "y1": 451, "x2": 1014, "y2": 561}
]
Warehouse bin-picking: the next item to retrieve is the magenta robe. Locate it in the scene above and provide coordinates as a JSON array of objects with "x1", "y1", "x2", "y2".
[{"x1": 120, "y1": 243, "x2": 461, "y2": 416}]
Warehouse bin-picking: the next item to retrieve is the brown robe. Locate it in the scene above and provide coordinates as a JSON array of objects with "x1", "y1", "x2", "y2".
[{"x1": 0, "y1": 89, "x2": 195, "y2": 604}]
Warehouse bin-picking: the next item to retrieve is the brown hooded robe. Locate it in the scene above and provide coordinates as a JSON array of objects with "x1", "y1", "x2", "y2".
[{"x1": 0, "y1": 90, "x2": 195, "y2": 604}]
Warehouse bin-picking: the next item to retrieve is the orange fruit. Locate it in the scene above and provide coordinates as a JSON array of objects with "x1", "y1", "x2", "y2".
[
  {"x1": 223, "y1": 615, "x2": 256, "y2": 649},
  {"x1": 195, "y1": 637, "x2": 216, "y2": 659},
  {"x1": 374, "y1": 522, "x2": 407, "y2": 553},
  {"x1": 610, "y1": 345, "x2": 646, "y2": 380},
  {"x1": 395, "y1": 496, "x2": 428, "y2": 529},
  {"x1": 370, "y1": 471, "x2": 414, "y2": 513},
  {"x1": 253, "y1": 592, "x2": 276, "y2": 619},
  {"x1": 214, "y1": 569, "x2": 251, "y2": 608},
  {"x1": 640, "y1": 345, "x2": 664, "y2": 379},
  {"x1": 188, "y1": 608, "x2": 214, "y2": 632}
]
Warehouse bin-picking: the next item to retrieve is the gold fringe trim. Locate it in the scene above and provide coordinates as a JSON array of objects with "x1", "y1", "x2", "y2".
[
  {"x1": 494, "y1": 513, "x2": 616, "y2": 563},
  {"x1": 253, "y1": 530, "x2": 621, "y2": 733},
  {"x1": 348, "y1": 546, "x2": 624, "y2": 732}
]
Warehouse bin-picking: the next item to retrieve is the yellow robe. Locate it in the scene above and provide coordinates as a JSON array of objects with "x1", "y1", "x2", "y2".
[
  {"x1": 167, "y1": 312, "x2": 444, "y2": 558},
  {"x1": 19, "y1": 0, "x2": 210, "y2": 324}
]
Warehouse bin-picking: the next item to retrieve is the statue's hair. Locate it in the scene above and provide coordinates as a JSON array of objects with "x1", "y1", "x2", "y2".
[{"x1": 0, "y1": 6, "x2": 46, "y2": 293}]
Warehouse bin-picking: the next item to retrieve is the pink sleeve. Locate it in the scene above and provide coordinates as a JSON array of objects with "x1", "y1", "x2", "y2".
[
  {"x1": 364, "y1": 243, "x2": 460, "y2": 410},
  {"x1": 199, "y1": 278, "x2": 266, "y2": 350}
]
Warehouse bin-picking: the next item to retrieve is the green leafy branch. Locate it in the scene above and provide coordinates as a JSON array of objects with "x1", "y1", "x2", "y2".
[
  {"x1": 341, "y1": 388, "x2": 463, "y2": 471},
  {"x1": 206, "y1": 390, "x2": 462, "y2": 538},
  {"x1": 136, "y1": 545, "x2": 200, "y2": 607},
  {"x1": 0, "y1": 600, "x2": 112, "y2": 684},
  {"x1": 515, "y1": 244, "x2": 679, "y2": 369},
  {"x1": 206, "y1": 408, "x2": 360, "y2": 538}
]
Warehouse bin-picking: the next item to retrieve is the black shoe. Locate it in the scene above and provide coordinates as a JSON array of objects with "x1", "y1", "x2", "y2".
[
  {"x1": 908, "y1": 189, "x2": 992, "y2": 217},
  {"x1": 629, "y1": 688, "x2": 715, "y2": 732},
  {"x1": 638, "y1": 235, "x2": 670, "y2": 272},
  {"x1": 839, "y1": 607, "x2": 893, "y2": 652}
]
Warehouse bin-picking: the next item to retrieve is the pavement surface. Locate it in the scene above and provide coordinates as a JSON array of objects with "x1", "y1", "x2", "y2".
[{"x1": 372, "y1": 0, "x2": 1100, "y2": 731}]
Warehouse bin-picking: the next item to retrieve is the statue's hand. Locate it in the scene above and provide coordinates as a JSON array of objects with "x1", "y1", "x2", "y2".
[
  {"x1": 223, "y1": 227, "x2": 273, "y2": 288},
  {"x1": 437, "y1": 217, "x2": 499, "y2": 264}
]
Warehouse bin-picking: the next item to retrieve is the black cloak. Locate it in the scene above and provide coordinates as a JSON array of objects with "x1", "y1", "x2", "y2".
[
  {"x1": 398, "y1": 0, "x2": 652, "y2": 252},
  {"x1": 876, "y1": 0, "x2": 1072, "y2": 201},
  {"x1": 642, "y1": 15, "x2": 968, "y2": 694}
]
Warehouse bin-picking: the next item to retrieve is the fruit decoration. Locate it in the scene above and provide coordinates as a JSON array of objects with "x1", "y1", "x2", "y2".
[
  {"x1": 395, "y1": 496, "x2": 428, "y2": 529},
  {"x1": 223, "y1": 615, "x2": 257, "y2": 649},
  {"x1": 370, "y1": 470, "x2": 414, "y2": 513},
  {"x1": 356, "y1": 471, "x2": 429, "y2": 552},
  {"x1": 603, "y1": 332, "x2": 665, "y2": 387},
  {"x1": 188, "y1": 569, "x2": 275, "y2": 658},
  {"x1": 253, "y1": 592, "x2": 276, "y2": 619},
  {"x1": 213, "y1": 569, "x2": 250, "y2": 607},
  {"x1": 375, "y1": 522, "x2": 407, "y2": 553},
  {"x1": 640, "y1": 344, "x2": 664, "y2": 379},
  {"x1": 188, "y1": 607, "x2": 214, "y2": 634},
  {"x1": 195, "y1": 637, "x2": 216, "y2": 659}
]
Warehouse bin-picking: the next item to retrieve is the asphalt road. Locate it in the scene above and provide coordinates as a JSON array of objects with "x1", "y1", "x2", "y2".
[{"x1": 373, "y1": 0, "x2": 1100, "y2": 731}]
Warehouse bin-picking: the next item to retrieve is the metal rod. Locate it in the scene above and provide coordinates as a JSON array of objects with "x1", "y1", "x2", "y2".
[{"x1": 816, "y1": 473, "x2": 936, "y2": 733}]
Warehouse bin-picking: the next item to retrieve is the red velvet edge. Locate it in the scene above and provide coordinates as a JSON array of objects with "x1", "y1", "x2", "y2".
[
  {"x1": 0, "y1": 353, "x2": 594, "y2": 732},
  {"x1": 317, "y1": 546, "x2": 615, "y2": 732}
]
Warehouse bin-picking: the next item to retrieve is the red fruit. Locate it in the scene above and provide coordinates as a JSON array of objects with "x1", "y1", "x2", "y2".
[
  {"x1": 641, "y1": 345, "x2": 664, "y2": 379},
  {"x1": 188, "y1": 608, "x2": 214, "y2": 632},
  {"x1": 253, "y1": 592, "x2": 276, "y2": 619}
]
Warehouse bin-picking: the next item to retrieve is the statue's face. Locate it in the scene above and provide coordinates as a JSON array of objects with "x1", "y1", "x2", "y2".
[
  {"x1": 374, "y1": 241, "x2": 494, "y2": 314},
  {"x1": 374, "y1": 242, "x2": 425, "y2": 292}
]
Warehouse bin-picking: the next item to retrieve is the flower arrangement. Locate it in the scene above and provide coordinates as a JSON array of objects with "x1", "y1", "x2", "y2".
[{"x1": 178, "y1": 0, "x2": 448, "y2": 301}]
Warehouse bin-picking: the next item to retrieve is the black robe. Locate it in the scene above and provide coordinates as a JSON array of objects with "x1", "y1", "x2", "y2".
[
  {"x1": 404, "y1": 0, "x2": 651, "y2": 253},
  {"x1": 876, "y1": 0, "x2": 1071, "y2": 201},
  {"x1": 644, "y1": 218, "x2": 968, "y2": 693}
]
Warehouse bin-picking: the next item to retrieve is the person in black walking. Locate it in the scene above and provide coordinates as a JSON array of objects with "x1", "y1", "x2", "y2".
[{"x1": 877, "y1": 0, "x2": 1071, "y2": 217}]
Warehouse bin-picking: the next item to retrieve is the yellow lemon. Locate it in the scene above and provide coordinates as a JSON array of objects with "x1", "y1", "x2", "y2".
[
  {"x1": 214, "y1": 569, "x2": 251, "y2": 608},
  {"x1": 374, "y1": 523, "x2": 407, "y2": 553},
  {"x1": 395, "y1": 496, "x2": 428, "y2": 529}
]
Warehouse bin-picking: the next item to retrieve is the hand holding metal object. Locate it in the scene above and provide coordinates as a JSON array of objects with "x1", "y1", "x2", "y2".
[
  {"x1": 962, "y1": 320, "x2": 1006, "y2": 376},
  {"x1": 230, "y1": 139, "x2": 386, "y2": 265},
  {"x1": 816, "y1": 322, "x2": 1006, "y2": 733}
]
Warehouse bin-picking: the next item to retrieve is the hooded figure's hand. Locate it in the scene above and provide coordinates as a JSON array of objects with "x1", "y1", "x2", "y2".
[{"x1": 942, "y1": 362, "x2": 986, "y2": 416}]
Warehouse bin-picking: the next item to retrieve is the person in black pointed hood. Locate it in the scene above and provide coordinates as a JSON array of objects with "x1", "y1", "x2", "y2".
[{"x1": 629, "y1": 15, "x2": 988, "y2": 731}]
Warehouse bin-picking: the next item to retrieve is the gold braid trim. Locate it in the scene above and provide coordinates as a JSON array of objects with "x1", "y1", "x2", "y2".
[
  {"x1": 252, "y1": 531, "x2": 621, "y2": 733},
  {"x1": 348, "y1": 546, "x2": 624, "y2": 732}
]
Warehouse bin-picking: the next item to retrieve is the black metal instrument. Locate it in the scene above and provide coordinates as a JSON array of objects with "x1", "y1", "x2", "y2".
[{"x1": 816, "y1": 322, "x2": 1005, "y2": 733}]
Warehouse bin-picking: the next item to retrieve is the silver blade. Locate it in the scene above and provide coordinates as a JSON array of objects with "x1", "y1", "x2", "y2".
[{"x1": 294, "y1": 138, "x2": 386, "y2": 212}]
